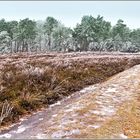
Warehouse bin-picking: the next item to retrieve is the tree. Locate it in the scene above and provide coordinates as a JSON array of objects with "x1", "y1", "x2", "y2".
[
  {"x1": 7, "y1": 21, "x2": 18, "y2": 39},
  {"x1": 73, "y1": 15, "x2": 111, "y2": 51},
  {"x1": 6, "y1": 21, "x2": 18, "y2": 53},
  {"x1": 0, "y1": 31, "x2": 11, "y2": 54},
  {"x1": 0, "y1": 19, "x2": 8, "y2": 32},
  {"x1": 52, "y1": 24, "x2": 73, "y2": 52},
  {"x1": 112, "y1": 19, "x2": 130, "y2": 42},
  {"x1": 130, "y1": 29, "x2": 140, "y2": 44},
  {"x1": 16, "y1": 18, "x2": 37, "y2": 52},
  {"x1": 35, "y1": 20, "x2": 45, "y2": 51},
  {"x1": 43, "y1": 17, "x2": 58, "y2": 50},
  {"x1": 0, "y1": 16, "x2": 139, "y2": 54}
]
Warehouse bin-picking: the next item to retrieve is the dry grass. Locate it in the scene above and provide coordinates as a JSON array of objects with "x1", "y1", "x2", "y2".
[
  {"x1": 0, "y1": 52, "x2": 140, "y2": 127},
  {"x1": 79, "y1": 94, "x2": 140, "y2": 139}
]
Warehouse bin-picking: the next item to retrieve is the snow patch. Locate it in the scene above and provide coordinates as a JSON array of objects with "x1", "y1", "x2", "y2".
[
  {"x1": 89, "y1": 106, "x2": 115, "y2": 116},
  {"x1": 65, "y1": 103, "x2": 84, "y2": 112},
  {"x1": 33, "y1": 112, "x2": 37, "y2": 115},
  {"x1": 39, "y1": 118, "x2": 44, "y2": 121},
  {"x1": 68, "y1": 129, "x2": 80, "y2": 135},
  {"x1": 20, "y1": 118, "x2": 27, "y2": 121},
  {"x1": 50, "y1": 101, "x2": 61, "y2": 107},
  {"x1": 88, "y1": 125, "x2": 100, "y2": 129},
  {"x1": 51, "y1": 129, "x2": 80, "y2": 138},
  {"x1": 0, "y1": 133, "x2": 11, "y2": 139},
  {"x1": 51, "y1": 130, "x2": 65, "y2": 138},
  {"x1": 106, "y1": 87, "x2": 117, "y2": 93},
  {"x1": 100, "y1": 106, "x2": 115, "y2": 114},
  {"x1": 35, "y1": 133, "x2": 48, "y2": 139},
  {"x1": 89, "y1": 110, "x2": 101, "y2": 115},
  {"x1": 79, "y1": 85, "x2": 97, "y2": 93},
  {"x1": 16, "y1": 125, "x2": 28, "y2": 134},
  {"x1": 67, "y1": 96, "x2": 71, "y2": 99},
  {"x1": 52, "y1": 114, "x2": 58, "y2": 117},
  {"x1": 119, "y1": 134, "x2": 128, "y2": 139}
]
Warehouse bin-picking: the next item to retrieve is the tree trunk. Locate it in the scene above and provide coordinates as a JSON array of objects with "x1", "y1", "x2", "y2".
[
  {"x1": 10, "y1": 41, "x2": 13, "y2": 54},
  {"x1": 81, "y1": 40, "x2": 89, "y2": 51},
  {"x1": 39, "y1": 39, "x2": 42, "y2": 52},
  {"x1": 48, "y1": 36, "x2": 51, "y2": 51},
  {"x1": 22, "y1": 40, "x2": 25, "y2": 52},
  {"x1": 16, "y1": 41, "x2": 20, "y2": 52}
]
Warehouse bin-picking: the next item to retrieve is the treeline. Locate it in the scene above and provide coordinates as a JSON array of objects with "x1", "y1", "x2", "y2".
[{"x1": 0, "y1": 15, "x2": 140, "y2": 54}]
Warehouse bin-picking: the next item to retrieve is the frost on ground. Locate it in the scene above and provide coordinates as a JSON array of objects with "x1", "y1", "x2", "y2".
[
  {"x1": 0, "y1": 64, "x2": 140, "y2": 139},
  {"x1": 16, "y1": 126, "x2": 27, "y2": 134},
  {"x1": 88, "y1": 124, "x2": 101, "y2": 129},
  {"x1": 39, "y1": 118, "x2": 44, "y2": 121},
  {"x1": 27, "y1": 64, "x2": 140, "y2": 139},
  {"x1": 119, "y1": 134, "x2": 128, "y2": 139},
  {"x1": 34, "y1": 133, "x2": 48, "y2": 139},
  {"x1": 0, "y1": 133, "x2": 11, "y2": 139},
  {"x1": 49, "y1": 101, "x2": 61, "y2": 108},
  {"x1": 51, "y1": 129, "x2": 80, "y2": 138}
]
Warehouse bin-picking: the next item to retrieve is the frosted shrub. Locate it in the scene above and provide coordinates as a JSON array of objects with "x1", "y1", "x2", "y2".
[
  {"x1": 0, "y1": 100, "x2": 13, "y2": 125},
  {"x1": 23, "y1": 66, "x2": 44, "y2": 77}
]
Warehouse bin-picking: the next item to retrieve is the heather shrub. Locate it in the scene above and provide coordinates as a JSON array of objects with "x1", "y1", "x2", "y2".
[{"x1": 0, "y1": 53, "x2": 140, "y2": 126}]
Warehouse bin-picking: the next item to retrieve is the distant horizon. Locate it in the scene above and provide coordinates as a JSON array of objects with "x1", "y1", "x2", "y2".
[{"x1": 0, "y1": 1, "x2": 140, "y2": 29}]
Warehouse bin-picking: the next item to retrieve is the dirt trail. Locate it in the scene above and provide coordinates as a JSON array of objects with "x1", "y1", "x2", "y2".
[{"x1": 0, "y1": 64, "x2": 140, "y2": 139}]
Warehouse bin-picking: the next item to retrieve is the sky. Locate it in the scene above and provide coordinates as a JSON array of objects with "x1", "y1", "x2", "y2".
[{"x1": 0, "y1": 1, "x2": 140, "y2": 29}]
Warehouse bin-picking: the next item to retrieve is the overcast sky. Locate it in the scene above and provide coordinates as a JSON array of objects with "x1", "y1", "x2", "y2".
[{"x1": 0, "y1": 1, "x2": 140, "y2": 29}]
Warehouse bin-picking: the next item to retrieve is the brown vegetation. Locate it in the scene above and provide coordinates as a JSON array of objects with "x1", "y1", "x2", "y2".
[{"x1": 0, "y1": 52, "x2": 140, "y2": 127}]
